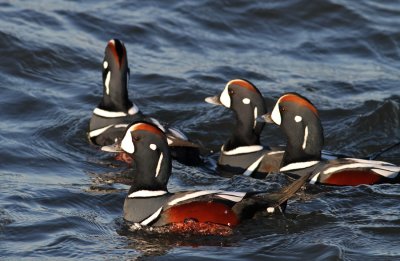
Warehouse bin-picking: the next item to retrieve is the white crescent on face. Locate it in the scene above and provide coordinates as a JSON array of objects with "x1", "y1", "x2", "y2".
[
  {"x1": 121, "y1": 130, "x2": 135, "y2": 154},
  {"x1": 219, "y1": 83, "x2": 231, "y2": 108},
  {"x1": 270, "y1": 101, "x2": 282, "y2": 126}
]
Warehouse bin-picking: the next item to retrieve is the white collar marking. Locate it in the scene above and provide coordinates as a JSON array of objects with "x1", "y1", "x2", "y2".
[
  {"x1": 222, "y1": 145, "x2": 264, "y2": 155},
  {"x1": 155, "y1": 153, "x2": 163, "y2": 178},
  {"x1": 140, "y1": 207, "x2": 163, "y2": 226},
  {"x1": 93, "y1": 105, "x2": 139, "y2": 118},
  {"x1": 167, "y1": 191, "x2": 246, "y2": 206},
  {"x1": 280, "y1": 161, "x2": 320, "y2": 172},
  {"x1": 128, "y1": 190, "x2": 168, "y2": 198},
  {"x1": 302, "y1": 126, "x2": 309, "y2": 150},
  {"x1": 243, "y1": 155, "x2": 265, "y2": 176}
]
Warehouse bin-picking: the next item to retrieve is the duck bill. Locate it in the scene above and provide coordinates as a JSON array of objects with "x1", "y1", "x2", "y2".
[
  {"x1": 101, "y1": 142, "x2": 123, "y2": 152},
  {"x1": 205, "y1": 95, "x2": 223, "y2": 106},
  {"x1": 256, "y1": 113, "x2": 274, "y2": 124}
]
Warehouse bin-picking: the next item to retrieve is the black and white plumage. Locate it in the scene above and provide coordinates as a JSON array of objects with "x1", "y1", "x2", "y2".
[
  {"x1": 88, "y1": 39, "x2": 201, "y2": 165},
  {"x1": 205, "y1": 79, "x2": 284, "y2": 177},
  {"x1": 120, "y1": 122, "x2": 307, "y2": 233},
  {"x1": 261, "y1": 92, "x2": 400, "y2": 186}
]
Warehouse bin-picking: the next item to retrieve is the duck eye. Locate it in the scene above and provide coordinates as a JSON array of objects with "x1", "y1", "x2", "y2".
[
  {"x1": 279, "y1": 105, "x2": 286, "y2": 112},
  {"x1": 228, "y1": 89, "x2": 235, "y2": 95},
  {"x1": 132, "y1": 135, "x2": 140, "y2": 142}
]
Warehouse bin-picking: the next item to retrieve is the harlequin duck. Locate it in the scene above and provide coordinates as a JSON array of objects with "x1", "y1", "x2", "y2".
[
  {"x1": 205, "y1": 79, "x2": 283, "y2": 177},
  {"x1": 120, "y1": 122, "x2": 309, "y2": 235},
  {"x1": 259, "y1": 92, "x2": 400, "y2": 186},
  {"x1": 88, "y1": 39, "x2": 201, "y2": 165}
]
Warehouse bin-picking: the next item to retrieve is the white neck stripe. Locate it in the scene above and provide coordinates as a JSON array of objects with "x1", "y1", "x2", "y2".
[
  {"x1": 253, "y1": 106, "x2": 258, "y2": 128},
  {"x1": 128, "y1": 190, "x2": 168, "y2": 198},
  {"x1": 155, "y1": 153, "x2": 163, "y2": 178},
  {"x1": 105, "y1": 71, "x2": 111, "y2": 95},
  {"x1": 302, "y1": 126, "x2": 308, "y2": 150},
  {"x1": 222, "y1": 145, "x2": 264, "y2": 155}
]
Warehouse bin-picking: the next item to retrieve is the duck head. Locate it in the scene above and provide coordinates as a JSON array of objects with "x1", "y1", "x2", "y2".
[
  {"x1": 120, "y1": 122, "x2": 172, "y2": 193},
  {"x1": 99, "y1": 39, "x2": 133, "y2": 112},
  {"x1": 262, "y1": 93, "x2": 324, "y2": 166},
  {"x1": 205, "y1": 79, "x2": 267, "y2": 150}
]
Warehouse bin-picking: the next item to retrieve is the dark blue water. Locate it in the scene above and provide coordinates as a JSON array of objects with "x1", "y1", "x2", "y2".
[{"x1": 1, "y1": 0, "x2": 400, "y2": 260}]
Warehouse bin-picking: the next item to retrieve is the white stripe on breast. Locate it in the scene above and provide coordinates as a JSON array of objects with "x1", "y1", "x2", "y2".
[
  {"x1": 140, "y1": 207, "x2": 163, "y2": 226},
  {"x1": 243, "y1": 155, "x2": 265, "y2": 176},
  {"x1": 89, "y1": 125, "x2": 114, "y2": 137},
  {"x1": 309, "y1": 172, "x2": 320, "y2": 184}
]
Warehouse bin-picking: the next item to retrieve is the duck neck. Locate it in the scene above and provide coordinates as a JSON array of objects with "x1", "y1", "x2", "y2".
[
  {"x1": 128, "y1": 149, "x2": 172, "y2": 194},
  {"x1": 281, "y1": 120, "x2": 323, "y2": 167},
  {"x1": 224, "y1": 111, "x2": 263, "y2": 151},
  {"x1": 99, "y1": 69, "x2": 133, "y2": 112}
]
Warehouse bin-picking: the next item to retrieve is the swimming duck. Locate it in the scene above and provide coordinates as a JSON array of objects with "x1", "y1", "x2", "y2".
[
  {"x1": 205, "y1": 79, "x2": 283, "y2": 177},
  {"x1": 205, "y1": 79, "x2": 343, "y2": 178},
  {"x1": 259, "y1": 92, "x2": 400, "y2": 186},
  {"x1": 88, "y1": 39, "x2": 201, "y2": 165},
  {"x1": 120, "y1": 122, "x2": 308, "y2": 235}
]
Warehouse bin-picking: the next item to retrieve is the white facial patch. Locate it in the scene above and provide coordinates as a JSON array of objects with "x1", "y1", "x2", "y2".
[
  {"x1": 121, "y1": 130, "x2": 135, "y2": 154},
  {"x1": 220, "y1": 84, "x2": 231, "y2": 108},
  {"x1": 270, "y1": 102, "x2": 281, "y2": 125},
  {"x1": 295, "y1": 116, "x2": 302, "y2": 122},
  {"x1": 302, "y1": 126, "x2": 309, "y2": 150},
  {"x1": 105, "y1": 71, "x2": 111, "y2": 95},
  {"x1": 103, "y1": 61, "x2": 108, "y2": 69},
  {"x1": 242, "y1": 98, "x2": 250, "y2": 104},
  {"x1": 149, "y1": 144, "x2": 157, "y2": 150}
]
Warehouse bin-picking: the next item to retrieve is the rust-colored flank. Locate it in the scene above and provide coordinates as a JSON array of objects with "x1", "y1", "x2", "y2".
[
  {"x1": 325, "y1": 170, "x2": 382, "y2": 186},
  {"x1": 164, "y1": 201, "x2": 239, "y2": 227}
]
